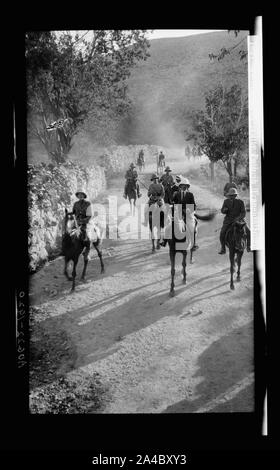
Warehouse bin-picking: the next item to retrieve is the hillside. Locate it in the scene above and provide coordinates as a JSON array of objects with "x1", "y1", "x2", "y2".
[
  {"x1": 121, "y1": 30, "x2": 248, "y2": 146},
  {"x1": 28, "y1": 31, "x2": 248, "y2": 162}
]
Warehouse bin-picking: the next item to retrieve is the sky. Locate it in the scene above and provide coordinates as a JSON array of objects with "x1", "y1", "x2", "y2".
[{"x1": 146, "y1": 29, "x2": 227, "y2": 40}]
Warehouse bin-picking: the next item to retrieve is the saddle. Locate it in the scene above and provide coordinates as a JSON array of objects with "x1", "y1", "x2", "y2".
[{"x1": 149, "y1": 195, "x2": 163, "y2": 206}]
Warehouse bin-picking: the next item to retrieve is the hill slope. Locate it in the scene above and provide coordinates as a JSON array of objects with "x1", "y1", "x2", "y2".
[{"x1": 121, "y1": 31, "x2": 248, "y2": 146}]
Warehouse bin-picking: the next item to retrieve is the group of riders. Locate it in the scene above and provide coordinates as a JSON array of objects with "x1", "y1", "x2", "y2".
[{"x1": 72, "y1": 149, "x2": 251, "y2": 255}]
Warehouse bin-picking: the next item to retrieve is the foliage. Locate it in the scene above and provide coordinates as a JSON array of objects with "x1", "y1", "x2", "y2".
[
  {"x1": 209, "y1": 30, "x2": 248, "y2": 63},
  {"x1": 26, "y1": 30, "x2": 151, "y2": 162},
  {"x1": 188, "y1": 83, "x2": 248, "y2": 181}
]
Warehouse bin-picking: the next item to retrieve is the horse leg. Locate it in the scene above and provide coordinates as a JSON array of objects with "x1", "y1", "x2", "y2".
[
  {"x1": 93, "y1": 242, "x2": 105, "y2": 273},
  {"x1": 81, "y1": 243, "x2": 90, "y2": 281},
  {"x1": 190, "y1": 247, "x2": 194, "y2": 264},
  {"x1": 236, "y1": 252, "x2": 243, "y2": 282},
  {"x1": 229, "y1": 250, "x2": 235, "y2": 290},
  {"x1": 152, "y1": 238, "x2": 156, "y2": 253},
  {"x1": 64, "y1": 258, "x2": 72, "y2": 281},
  {"x1": 169, "y1": 250, "x2": 176, "y2": 296},
  {"x1": 182, "y1": 251, "x2": 187, "y2": 284},
  {"x1": 71, "y1": 259, "x2": 78, "y2": 292}
]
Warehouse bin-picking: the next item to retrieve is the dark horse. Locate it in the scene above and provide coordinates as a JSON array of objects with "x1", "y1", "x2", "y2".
[
  {"x1": 166, "y1": 207, "x2": 216, "y2": 296},
  {"x1": 225, "y1": 220, "x2": 247, "y2": 290},
  {"x1": 62, "y1": 209, "x2": 104, "y2": 292},
  {"x1": 126, "y1": 179, "x2": 140, "y2": 216}
]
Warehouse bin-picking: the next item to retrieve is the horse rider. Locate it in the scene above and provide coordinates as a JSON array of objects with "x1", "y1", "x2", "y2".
[
  {"x1": 219, "y1": 187, "x2": 251, "y2": 254},
  {"x1": 72, "y1": 190, "x2": 92, "y2": 243},
  {"x1": 223, "y1": 179, "x2": 238, "y2": 197},
  {"x1": 123, "y1": 162, "x2": 142, "y2": 199},
  {"x1": 158, "y1": 150, "x2": 165, "y2": 167},
  {"x1": 143, "y1": 173, "x2": 165, "y2": 226},
  {"x1": 171, "y1": 176, "x2": 199, "y2": 250},
  {"x1": 170, "y1": 175, "x2": 182, "y2": 199},
  {"x1": 159, "y1": 166, "x2": 174, "y2": 204},
  {"x1": 138, "y1": 149, "x2": 144, "y2": 162}
]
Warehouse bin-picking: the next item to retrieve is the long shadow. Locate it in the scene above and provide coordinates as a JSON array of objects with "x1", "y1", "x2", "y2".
[{"x1": 161, "y1": 319, "x2": 254, "y2": 414}]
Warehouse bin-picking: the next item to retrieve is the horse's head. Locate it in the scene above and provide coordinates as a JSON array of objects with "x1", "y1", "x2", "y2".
[
  {"x1": 233, "y1": 221, "x2": 247, "y2": 251},
  {"x1": 64, "y1": 210, "x2": 80, "y2": 237}
]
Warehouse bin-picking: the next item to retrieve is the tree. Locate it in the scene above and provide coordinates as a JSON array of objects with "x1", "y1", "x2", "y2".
[
  {"x1": 26, "y1": 30, "x2": 150, "y2": 163},
  {"x1": 209, "y1": 30, "x2": 248, "y2": 64},
  {"x1": 188, "y1": 83, "x2": 248, "y2": 182}
]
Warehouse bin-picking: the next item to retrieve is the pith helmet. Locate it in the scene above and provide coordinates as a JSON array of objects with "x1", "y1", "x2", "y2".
[
  {"x1": 227, "y1": 187, "x2": 238, "y2": 196},
  {"x1": 130, "y1": 162, "x2": 136, "y2": 168},
  {"x1": 151, "y1": 173, "x2": 159, "y2": 181},
  {"x1": 75, "y1": 190, "x2": 87, "y2": 198},
  {"x1": 179, "y1": 177, "x2": 190, "y2": 186},
  {"x1": 165, "y1": 166, "x2": 172, "y2": 172}
]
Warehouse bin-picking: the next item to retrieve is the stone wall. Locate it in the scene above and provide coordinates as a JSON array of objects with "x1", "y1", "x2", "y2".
[{"x1": 28, "y1": 161, "x2": 106, "y2": 272}]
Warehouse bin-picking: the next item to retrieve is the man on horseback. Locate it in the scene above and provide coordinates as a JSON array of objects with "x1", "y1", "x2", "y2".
[
  {"x1": 123, "y1": 163, "x2": 142, "y2": 199},
  {"x1": 218, "y1": 187, "x2": 251, "y2": 254},
  {"x1": 159, "y1": 166, "x2": 174, "y2": 204},
  {"x1": 143, "y1": 173, "x2": 165, "y2": 226},
  {"x1": 158, "y1": 150, "x2": 165, "y2": 167},
  {"x1": 171, "y1": 177, "x2": 199, "y2": 250},
  {"x1": 72, "y1": 190, "x2": 92, "y2": 243}
]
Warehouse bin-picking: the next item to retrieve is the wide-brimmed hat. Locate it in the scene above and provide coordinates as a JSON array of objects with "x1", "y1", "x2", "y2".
[
  {"x1": 178, "y1": 177, "x2": 190, "y2": 186},
  {"x1": 75, "y1": 190, "x2": 87, "y2": 198},
  {"x1": 130, "y1": 162, "x2": 136, "y2": 168},
  {"x1": 151, "y1": 173, "x2": 159, "y2": 181},
  {"x1": 226, "y1": 187, "x2": 238, "y2": 196},
  {"x1": 165, "y1": 166, "x2": 172, "y2": 172}
]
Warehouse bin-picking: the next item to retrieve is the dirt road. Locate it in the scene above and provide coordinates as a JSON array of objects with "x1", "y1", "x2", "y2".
[{"x1": 29, "y1": 150, "x2": 254, "y2": 413}]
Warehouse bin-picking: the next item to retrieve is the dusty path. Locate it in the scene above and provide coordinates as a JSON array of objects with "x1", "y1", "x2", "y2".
[{"x1": 29, "y1": 150, "x2": 254, "y2": 413}]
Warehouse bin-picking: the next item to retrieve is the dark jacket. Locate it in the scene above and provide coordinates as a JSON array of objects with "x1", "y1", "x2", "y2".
[
  {"x1": 173, "y1": 190, "x2": 196, "y2": 211},
  {"x1": 72, "y1": 200, "x2": 91, "y2": 224},
  {"x1": 221, "y1": 197, "x2": 246, "y2": 225}
]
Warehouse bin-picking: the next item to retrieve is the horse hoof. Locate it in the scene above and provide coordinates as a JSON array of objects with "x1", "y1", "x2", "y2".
[
  {"x1": 101, "y1": 268, "x2": 105, "y2": 274},
  {"x1": 230, "y1": 284, "x2": 235, "y2": 290},
  {"x1": 182, "y1": 279, "x2": 187, "y2": 285},
  {"x1": 236, "y1": 277, "x2": 241, "y2": 282},
  {"x1": 169, "y1": 290, "x2": 175, "y2": 297}
]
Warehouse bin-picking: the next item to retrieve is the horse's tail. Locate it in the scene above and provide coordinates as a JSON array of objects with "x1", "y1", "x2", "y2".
[{"x1": 195, "y1": 211, "x2": 216, "y2": 221}]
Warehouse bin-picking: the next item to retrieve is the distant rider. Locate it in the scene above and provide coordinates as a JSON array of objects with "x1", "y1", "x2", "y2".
[
  {"x1": 143, "y1": 173, "x2": 165, "y2": 226},
  {"x1": 158, "y1": 150, "x2": 165, "y2": 167},
  {"x1": 123, "y1": 163, "x2": 142, "y2": 199},
  {"x1": 219, "y1": 187, "x2": 251, "y2": 254}
]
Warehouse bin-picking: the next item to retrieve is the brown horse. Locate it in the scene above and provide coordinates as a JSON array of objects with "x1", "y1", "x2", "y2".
[
  {"x1": 225, "y1": 220, "x2": 247, "y2": 290},
  {"x1": 62, "y1": 209, "x2": 104, "y2": 292}
]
